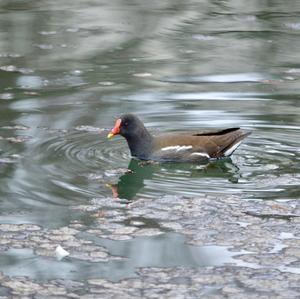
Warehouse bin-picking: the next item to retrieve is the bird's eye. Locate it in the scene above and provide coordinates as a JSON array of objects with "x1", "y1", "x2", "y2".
[{"x1": 123, "y1": 122, "x2": 129, "y2": 127}]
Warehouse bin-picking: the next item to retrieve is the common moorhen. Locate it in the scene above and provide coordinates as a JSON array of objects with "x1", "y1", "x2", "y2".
[{"x1": 107, "y1": 114, "x2": 251, "y2": 162}]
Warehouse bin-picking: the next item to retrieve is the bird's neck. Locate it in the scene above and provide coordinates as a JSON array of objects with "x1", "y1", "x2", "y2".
[{"x1": 125, "y1": 128, "x2": 154, "y2": 159}]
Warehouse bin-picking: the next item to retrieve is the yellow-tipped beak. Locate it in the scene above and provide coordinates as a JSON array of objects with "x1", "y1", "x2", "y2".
[
  {"x1": 107, "y1": 118, "x2": 121, "y2": 139},
  {"x1": 107, "y1": 132, "x2": 115, "y2": 139}
]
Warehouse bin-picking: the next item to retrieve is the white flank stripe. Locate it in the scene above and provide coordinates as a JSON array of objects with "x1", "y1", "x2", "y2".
[
  {"x1": 224, "y1": 141, "x2": 242, "y2": 156},
  {"x1": 161, "y1": 145, "x2": 193, "y2": 152},
  {"x1": 191, "y1": 152, "x2": 210, "y2": 158}
]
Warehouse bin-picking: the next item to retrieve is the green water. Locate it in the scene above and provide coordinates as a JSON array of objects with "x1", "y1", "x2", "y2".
[{"x1": 0, "y1": 0, "x2": 299, "y2": 281}]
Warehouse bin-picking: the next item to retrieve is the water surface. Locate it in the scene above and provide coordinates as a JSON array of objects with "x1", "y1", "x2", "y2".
[{"x1": 0, "y1": 0, "x2": 299, "y2": 283}]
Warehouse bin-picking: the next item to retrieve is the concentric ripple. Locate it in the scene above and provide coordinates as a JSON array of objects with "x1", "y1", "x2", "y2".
[
  {"x1": 9, "y1": 128, "x2": 131, "y2": 208},
  {"x1": 31, "y1": 129, "x2": 130, "y2": 173},
  {"x1": 11, "y1": 121, "x2": 300, "y2": 206}
]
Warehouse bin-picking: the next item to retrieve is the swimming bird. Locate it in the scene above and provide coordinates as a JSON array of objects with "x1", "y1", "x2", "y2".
[{"x1": 107, "y1": 114, "x2": 250, "y2": 162}]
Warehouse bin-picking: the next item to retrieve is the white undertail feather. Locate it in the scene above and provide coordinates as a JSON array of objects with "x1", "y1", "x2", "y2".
[{"x1": 224, "y1": 141, "x2": 242, "y2": 156}]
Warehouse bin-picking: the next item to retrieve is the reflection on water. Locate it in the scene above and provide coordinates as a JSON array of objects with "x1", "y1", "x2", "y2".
[
  {"x1": 109, "y1": 158, "x2": 241, "y2": 200},
  {"x1": 0, "y1": 232, "x2": 253, "y2": 282},
  {"x1": 2, "y1": 231, "x2": 297, "y2": 282},
  {"x1": 162, "y1": 72, "x2": 275, "y2": 83}
]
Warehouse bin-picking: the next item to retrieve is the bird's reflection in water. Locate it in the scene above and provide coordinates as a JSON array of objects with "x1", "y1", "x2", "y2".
[{"x1": 108, "y1": 158, "x2": 241, "y2": 200}]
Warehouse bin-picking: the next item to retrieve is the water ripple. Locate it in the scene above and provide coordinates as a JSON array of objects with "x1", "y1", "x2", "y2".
[
  {"x1": 13, "y1": 122, "x2": 300, "y2": 203},
  {"x1": 162, "y1": 72, "x2": 276, "y2": 84},
  {"x1": 34, "y1": 129, "x2": 130, "y2": 174}
]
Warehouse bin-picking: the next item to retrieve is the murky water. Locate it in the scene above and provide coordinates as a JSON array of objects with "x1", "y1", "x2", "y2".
[
  {"x1": 0, "y1": 232, "x2": 254, "y2": 282},
  {"x1": 0, "y1": 0, "x2": 299, "y2": 284}
]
